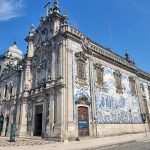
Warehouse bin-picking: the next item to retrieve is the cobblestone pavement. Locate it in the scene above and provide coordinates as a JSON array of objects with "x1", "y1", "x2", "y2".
[
  {"x1": 96, "y1": 140, "x2": 150, "y2": 150},
  {"x1": 0, "y1": 137, "x2": 52, "y2": 147},
  {"x1": 0, "y1": 133, "x2": 150, "y2": 150}
]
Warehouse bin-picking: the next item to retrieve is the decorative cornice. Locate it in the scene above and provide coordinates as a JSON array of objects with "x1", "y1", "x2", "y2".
[{"x1": 62, "y1": 26, "x2": 150, "y2": 81}]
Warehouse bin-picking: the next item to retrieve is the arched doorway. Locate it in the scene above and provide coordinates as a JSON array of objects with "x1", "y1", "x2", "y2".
[
  {"x1": 78, "y1": 106, "x2": 89, "y2": 136},
  {"x1": 0, "y1": 115, "x2": 4, "y2": 136},
  {"x1": 76, "y1": 96, "x2": 90, "y2": 137}
]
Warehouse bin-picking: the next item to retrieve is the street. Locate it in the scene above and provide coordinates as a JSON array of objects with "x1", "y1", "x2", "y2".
[{"x1": 95, "y1": 140, "x2": 150, "y2": 150}]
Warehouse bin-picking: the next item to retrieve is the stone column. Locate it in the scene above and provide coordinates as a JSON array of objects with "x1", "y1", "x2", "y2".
[{"x1": 19, "y1": 99, "x2": 28, "y2": 137}]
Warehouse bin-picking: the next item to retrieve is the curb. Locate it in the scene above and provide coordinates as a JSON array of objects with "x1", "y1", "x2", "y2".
[{"x1": 75, "y1": 140, "x2": 137, "y2": 150}]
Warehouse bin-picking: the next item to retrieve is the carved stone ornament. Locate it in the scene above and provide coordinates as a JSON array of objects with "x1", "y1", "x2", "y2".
[
  {"x1": 75, "y1": 96, "x2": 90, "y2": 106},
  {"x1": 75, "y1": 51, "x2": 87, "y2": 62}
]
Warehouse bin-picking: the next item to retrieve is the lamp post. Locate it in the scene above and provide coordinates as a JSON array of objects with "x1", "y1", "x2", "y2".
[
  {"x1": 129, "y1": 109, "x2": 134, "y2": 134},
  {"x1": 94, "y1": 116, "x2": 97, "y2": 137},
  {"x1": 141, "y1": 113, "x2": 147, "y2": 137}
]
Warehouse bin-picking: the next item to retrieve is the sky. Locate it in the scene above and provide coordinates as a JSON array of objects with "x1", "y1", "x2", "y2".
[{"x1": 0, "y1": 0, "x2": 150, "y2": 72}]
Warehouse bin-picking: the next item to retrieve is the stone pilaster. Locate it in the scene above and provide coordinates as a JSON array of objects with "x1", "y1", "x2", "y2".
[
  {"x1": 19, "y1": 99, "x2": 28, "y2": 137},
  {"x1": 66, "y1": 48, "x2": 74, "y2": 134},
  {"x1": 51, "y1": 46, "x2": 56, "y2": 80}
]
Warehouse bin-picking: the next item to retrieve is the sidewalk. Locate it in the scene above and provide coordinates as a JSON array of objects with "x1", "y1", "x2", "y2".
[{"x1": 0, "y1": 132, "x2": 150, "y2": 150}]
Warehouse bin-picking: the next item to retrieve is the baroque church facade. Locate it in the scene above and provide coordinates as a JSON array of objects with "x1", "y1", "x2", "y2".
[{"x1": 0, "y1": 0, "x2": 150, "y2": 141}]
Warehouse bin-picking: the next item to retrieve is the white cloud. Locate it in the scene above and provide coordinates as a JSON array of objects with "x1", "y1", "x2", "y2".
[{"x1": 0, "y1": 0, "x2": 24, "y2": 21}]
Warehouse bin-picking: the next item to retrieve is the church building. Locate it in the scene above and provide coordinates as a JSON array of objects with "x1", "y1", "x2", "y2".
[{"x1": 0, "y1": 0, "x2": 150, "y2": 141}]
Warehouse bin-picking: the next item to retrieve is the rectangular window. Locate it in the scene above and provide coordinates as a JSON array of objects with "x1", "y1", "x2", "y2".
[
  {"x1": 77, "y1": 60, "x2": 85, "y2": 80},
  {"x1": 75, "y1": 52, "x2": 87, "y2": 86},
  {"x1": 114, "y1": 70, "x2": 122, "y2": 94},
  {"x1": 129, "y1": 77, "x2": 136, "y2": 96},
  {"x1": 94, "y1": 64, "x2": 104, "y2": 88}
]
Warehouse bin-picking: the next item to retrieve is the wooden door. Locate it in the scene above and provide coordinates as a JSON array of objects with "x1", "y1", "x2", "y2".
[{"x1": 78, "y1": 106, "x2": 89, "y2": 136}]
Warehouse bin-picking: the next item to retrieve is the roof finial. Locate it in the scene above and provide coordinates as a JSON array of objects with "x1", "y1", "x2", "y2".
[
  {"x1": 63, "y1": 10, "x2": 68, "y2": 24},
  {"x1": 13, "y1": 41, "x2": 17, "y2": 46},
  {"x1": 125, "y1": 50, "x2": 129, "y2": 61},
  {"x1": 53, "y1": 0, "x2": 60, "y2": 13}
]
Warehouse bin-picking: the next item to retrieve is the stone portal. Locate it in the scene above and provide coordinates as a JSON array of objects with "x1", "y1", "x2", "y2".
[
  {"x1": 78, "y1": 106, "x2": 89, "y2": 136},
  {"x1": 34, "y1": 105, "x2": 43, "y2": 136}
]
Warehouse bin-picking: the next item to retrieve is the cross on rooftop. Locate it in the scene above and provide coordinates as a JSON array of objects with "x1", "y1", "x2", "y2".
[{"x1": 44, "y1": 0, "x2": 51, "y2": 16}]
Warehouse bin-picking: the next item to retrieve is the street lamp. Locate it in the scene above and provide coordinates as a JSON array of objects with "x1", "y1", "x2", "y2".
[
  {"x1": 129, "y1": 109, "x2": 134, "y2": 134},
  {"x1": 141, "y1": 113, "x2": 147, "y2": 137},
  {"x1": 93, "y1": 116, "x2": 97, "y2": 137}
]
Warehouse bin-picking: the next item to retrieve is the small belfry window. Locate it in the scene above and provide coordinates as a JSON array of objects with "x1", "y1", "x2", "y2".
[
  {"x1": 114, "y1": 70, "x2": 123, "y2": 94},
  {"x1": 94, "y1": 63, "x2": 104, "y2": 88},
  {"x1": 129, "y1": 77, "x2": 136, "y2": 96},
  {"x1": 75, "y1": 52, "x2": 87, "y2": 85}
]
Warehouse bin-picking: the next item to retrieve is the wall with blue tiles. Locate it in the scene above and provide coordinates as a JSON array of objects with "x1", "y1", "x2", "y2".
[
  {"x1": 139, "y1": 80, "x2": 150, "y2": 113},
  {"x1": 72, "y1": 52, "x2": 91, "y2": 123},
  {"x1": 72, "y1": 53, "x2": 142, "y2": 124},
  {"x1": 94, "y1": 66, "x2": 142, "y2": 124}
]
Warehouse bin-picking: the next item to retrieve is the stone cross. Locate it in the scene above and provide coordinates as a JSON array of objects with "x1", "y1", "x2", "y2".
[{"x1": 44, "y1": 0, "x2": 50, "y2": 16}]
